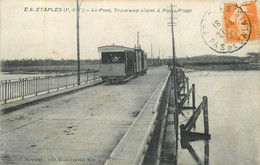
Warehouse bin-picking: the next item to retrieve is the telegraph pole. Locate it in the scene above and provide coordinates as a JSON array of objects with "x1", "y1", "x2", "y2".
[
  {"x1": 170, "y1": 4, "x2": 178, "y2": 105},
  {"x1": 159, "y1": 49, "x2": 160, "y2": 65},
  {"x1": 171, "y1": 4, "x2": 176, "y2": 70},
  {"x1": 151, "y1": 43, "x2": 153, "y2": 65},
  {"x1": 163, "y1": 52, "x2": 164, "y2": 64},
  {"x1": 77, "y1": 0, "x2": 80, "y2": 85},
  {"x1": 137, "y1": 31, "x2": 139, "y2": 48},
  {"x1": 170, "y1": 5, "x2": 179, "y2": 162}
]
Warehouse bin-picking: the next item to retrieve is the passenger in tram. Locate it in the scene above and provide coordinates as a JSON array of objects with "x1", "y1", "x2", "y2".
[{"x1": 112, "y1": 56, "x2": 119, "y2": 63}]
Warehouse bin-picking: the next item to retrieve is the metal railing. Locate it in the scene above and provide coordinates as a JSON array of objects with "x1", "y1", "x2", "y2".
[{"x1": 0, "y1": 71, "x2": 100, "y2": 103}]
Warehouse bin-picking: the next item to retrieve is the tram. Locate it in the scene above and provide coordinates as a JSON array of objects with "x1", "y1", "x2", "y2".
[{"x1": 98, "y1": 45, "x2": 147, "y2": 83}]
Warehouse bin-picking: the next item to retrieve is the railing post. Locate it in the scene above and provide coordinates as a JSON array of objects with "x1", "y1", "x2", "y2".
[
  {"x1": 204, "y1": 139, "x2": 209, "y2": 165},
  {"x1": 192, "y1": 84, "x2": 196, "y2": 130},
  {"x1": 187, "y1": 77, "x2": 190, "y2": 104},
  {"x1": 9, "y1": 80, "x2": 11, "y2": 100},
  {"x1": 203, "y1": 96, "x2": 209, "y2": 135},
  {"x1": 35, "y1": 77, "x2": 38, "y2": 96},
  {"x1": 192, "y1": 84, "x2": 195, "y2": 109},
  {"x1": 4, "y1": 80, "x2": 7, "y2": 103},
  {"x1": 57, "y1": 75, "x2": 59, "y2": 91},
  {"x1": 22, "y1": 79, "x2": 25, "y2": 99},
  {"x1": 47, "y1": 76, "x2": 50, "y2": 93},
  {"x1": 19, "y1": 79, "x2": 21, "y2": 98},
  {"x1": 73, "y1": 73, "x2": 75, "y2": 87},
  {"x1": 93, "y1": 72, "x2": 95, "y2": 81},
  {"x1": 87, "y1": 71, "x2": 89, "y2": 82},
  {"x1": 66, "y1": 75, "x2": 68, "y2": 88},
  {"x1": 182, "y1": 74, "x2": 185, "y2": 94},
  {"x1": 6, "y1": 80, "x2": 9, "y2": 101},
  {"x1": 25, "y1": 78, "x2": 28, "y2": 97}
]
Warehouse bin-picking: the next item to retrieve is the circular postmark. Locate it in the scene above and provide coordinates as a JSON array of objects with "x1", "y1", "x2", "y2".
[{"x1": 200, "y1": 6, "x2": 251, "y2": 53}]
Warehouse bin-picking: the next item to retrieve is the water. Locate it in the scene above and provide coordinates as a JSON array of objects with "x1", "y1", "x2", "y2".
[
  {"x1": 177, "y1": 70, "x2": 260, "y2": 165},
  {"x1": 0, "y1": 72, "x2": 53, "y2": 81}
]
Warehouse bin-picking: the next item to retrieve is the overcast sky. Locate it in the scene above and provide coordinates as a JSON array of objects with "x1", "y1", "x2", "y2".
[{"x1": 0, "y1": 0, "x2": 259, "y2": 60}]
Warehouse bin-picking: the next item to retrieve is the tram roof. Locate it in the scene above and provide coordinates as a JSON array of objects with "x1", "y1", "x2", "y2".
[{"x1": 98, "y1": 45, "x2": 135, "y2": 52}]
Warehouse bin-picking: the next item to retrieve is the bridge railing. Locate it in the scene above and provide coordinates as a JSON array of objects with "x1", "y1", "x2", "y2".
[
  {"x1": 0, "y1": 71, "x2": 100, "y2": 103},
  {"x1": 180, "y1": 96, "x2": 210, "y2": 145}
]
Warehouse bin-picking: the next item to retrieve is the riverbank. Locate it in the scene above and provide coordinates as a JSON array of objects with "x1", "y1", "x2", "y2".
[
  {"x1": 1, "y1": 63, "x2": 162, "y2": 74},
  {"x1": 181, "y1": 63, "x2": 260, "y2": 71},
  {"x1": 1, "y1": 64, "x2": 99, "y2": 74}
]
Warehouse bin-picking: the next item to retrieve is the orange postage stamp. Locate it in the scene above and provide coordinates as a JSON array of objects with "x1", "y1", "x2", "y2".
[
  {"x1": 224, "y1": 0, "x2": 259, "y2": 43},
  {"x1": 200, "y1": 0, "x2": 259, "y2": 53}
]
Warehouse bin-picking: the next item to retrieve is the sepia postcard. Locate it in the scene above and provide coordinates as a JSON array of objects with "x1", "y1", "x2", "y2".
[{"x1": 0, "y1": 0, "x2": 259, "y2": 164}]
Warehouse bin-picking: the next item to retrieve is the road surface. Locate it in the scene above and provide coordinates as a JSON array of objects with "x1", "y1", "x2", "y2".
[{"x1": 0, "y1": 66, "x2": 169, "y2": 165}]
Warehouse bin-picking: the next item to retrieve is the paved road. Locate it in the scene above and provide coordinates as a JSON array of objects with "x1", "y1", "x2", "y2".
[{"x1": 0, "y1": 66, "x2": 169, "y2": 165}]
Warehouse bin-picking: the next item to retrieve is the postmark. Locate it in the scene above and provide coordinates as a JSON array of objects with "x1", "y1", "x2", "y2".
[{"x1": 201, "y1": 6, "x2": 251, "y2": 53}]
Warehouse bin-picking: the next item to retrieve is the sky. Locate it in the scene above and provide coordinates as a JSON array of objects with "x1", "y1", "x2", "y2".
[{"x1": 0, "y1": 0, "x2": 259, "y2": 60}]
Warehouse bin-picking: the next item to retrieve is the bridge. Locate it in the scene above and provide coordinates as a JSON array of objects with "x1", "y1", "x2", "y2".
[{"x1": 0, "y1": 66, "x2": 210, "y2": 165}]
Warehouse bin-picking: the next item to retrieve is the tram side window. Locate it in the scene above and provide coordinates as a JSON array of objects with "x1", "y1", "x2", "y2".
[{"x1": 101, "y1": 52, "x2": 125, "y2": 64}]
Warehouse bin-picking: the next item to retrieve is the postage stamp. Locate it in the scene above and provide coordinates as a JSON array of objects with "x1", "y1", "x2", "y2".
[
  {"x1": 224, "y1": 0, "x2": 259, "y2": 43},
  {"x1": 201, "y1": 0, "x2": 259, "y2": 53},
  {"x1": 200, "y1": 6, "x2": 251, "y2": 53}
]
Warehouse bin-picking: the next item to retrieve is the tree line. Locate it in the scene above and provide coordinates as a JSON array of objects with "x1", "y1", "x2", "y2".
[
  {"x1": 1, "y1": 52, "x2": 259, "y2": 67},
  {"x1": 1, "y1": 59, "x2": 99, "y2": 67}
]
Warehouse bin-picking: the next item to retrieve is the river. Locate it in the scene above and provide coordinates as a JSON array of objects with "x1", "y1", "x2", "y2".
[{"x1": 177, "y1": 70, "x2": 260, "y2": 165}]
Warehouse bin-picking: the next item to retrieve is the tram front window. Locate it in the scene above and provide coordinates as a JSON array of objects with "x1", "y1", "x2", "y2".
[{"x1": 102, "y1": 52, "x2": 125, "y2": 64}]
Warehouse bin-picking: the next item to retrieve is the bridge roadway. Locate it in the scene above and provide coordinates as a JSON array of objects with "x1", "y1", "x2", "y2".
[{"x1": 0, "y1": 66, "x2": 170, "y2": 165}]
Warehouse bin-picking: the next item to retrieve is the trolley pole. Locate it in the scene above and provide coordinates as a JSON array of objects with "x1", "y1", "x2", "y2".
[{"x1": 77, "y1": 0, "x2": 80, "y2": 85}]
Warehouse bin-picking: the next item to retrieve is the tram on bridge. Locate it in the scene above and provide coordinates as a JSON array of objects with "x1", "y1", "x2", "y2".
[{"x1": 98, "y1": 45, "x2": 147, "y2": 83}]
